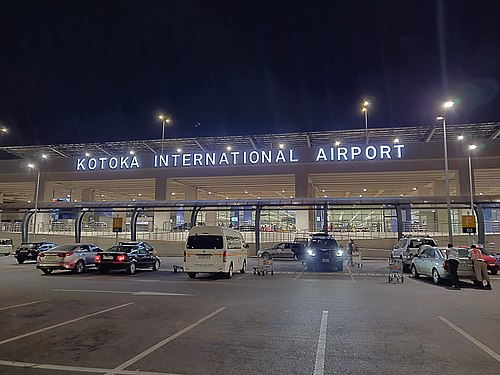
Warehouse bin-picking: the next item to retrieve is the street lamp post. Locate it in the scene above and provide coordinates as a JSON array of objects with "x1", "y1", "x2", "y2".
[
  {"x1": 437, "y1": 100, "x2": 455, "y2": 245},
  {"x1": 468, "y1": 144, "x2": 477, "y2": 212},
  {"x1": 1, "y1": 127, "x2": 7, "y2": 146},
  {"x1": 361, "y1": 100, "x2": 369, "y2": 144},
  {"x1": 158, "y1": 115, "x2": 170, "y2": 154},
  {"x1": 27, "y1": 163, "x2": 41, "y2": 242}
]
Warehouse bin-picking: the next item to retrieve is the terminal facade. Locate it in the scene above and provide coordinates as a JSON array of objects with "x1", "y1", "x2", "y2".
[{"x1": 0, "y1": 123, "x2": 499, "y2": 253}]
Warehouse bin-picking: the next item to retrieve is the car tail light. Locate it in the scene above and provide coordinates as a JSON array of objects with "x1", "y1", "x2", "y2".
[
  {"x1": 58, "y1": 252, "x2": 72, "y2": 257},
  {"x1": 223, "y1": 250, "x2": 227, "y2": 263},
  {"x1": 39, "y1": 253, "x2": 45, "y2": 257},
  {"x1": 183, "y1": 250, "x2": 186, "y2": 262},
  {"x1": 95, "y1": 254, "x2": 101, "y2": 262},
  {"x1": 116, "y1": 255, "x2": 126, "y2": 262},
  {"x1": 442, "y1": 262, "x2": 449, "y2": 271}
]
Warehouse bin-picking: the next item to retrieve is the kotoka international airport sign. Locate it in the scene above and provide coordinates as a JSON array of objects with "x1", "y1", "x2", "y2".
[{"x1": 75, "y1": 144, "x2": 405, "y2": 171}]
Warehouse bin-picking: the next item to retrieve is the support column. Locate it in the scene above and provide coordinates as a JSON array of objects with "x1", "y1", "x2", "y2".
[
  {"x1": 0, "y1": 193, "x2": 3, "y2": 222},
  {"x1": 184, "y1": 186, "x2": 197, "y2": 224},
  {"x1": 154, "y1": 177, "x2": 173, "y2": 231},
  {"x1": 434, "y1": 180, "x2": 450, "y2": 234},
  {"x1": 295, "y1": 169, "x2": 310, "y2": 233}
]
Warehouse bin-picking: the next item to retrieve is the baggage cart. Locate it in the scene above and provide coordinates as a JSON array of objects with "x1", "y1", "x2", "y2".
[
  {"x1": 352, "y1": 250, "x2": 363, "y2": 267},
  {"x1": 388, "y1": 258, "x2": 404, "y2": 283},
  {"x1": 253, "y1": 255, "x2": 274, "y2": 276}
]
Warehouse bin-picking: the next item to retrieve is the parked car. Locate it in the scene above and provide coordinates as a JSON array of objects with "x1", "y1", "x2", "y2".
[
  {"x1": 119, "y1": 241, "x2": 157, "y2": 256},
  {"x1": 257, "y1": 242, "x2": 305, "y2": 260},
  {"x1": 392, "y1": 236, "x2": 437, "y2": 272},
  {"x1": 0, "y1": 238, "x2": 14, "y2": 256},
  {"x1": 95, "y1": 243, "x2": 161, "y2": 274},
  {"x1": 457, "y1": 245, "x2": 498, "y2": 275},
  {"x1": 410, "y1": 245, "x2": 475, "y2": 284},
  {"x1": 304, "y1": 233, "x2": 344, "y2": 272},
  {"x1": 36, "y1": 244, "x2": 102, "y2": 274},
  {"x1": 15, "y1": 242, "x2": 57, "y2": 263}
]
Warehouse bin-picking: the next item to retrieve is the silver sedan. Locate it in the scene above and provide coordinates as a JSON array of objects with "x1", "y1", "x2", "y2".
[
  {"x1": 410, "y1": 246, "x2": 475, "y2": 284},
  {"x1": 36, "y1": 243, "x2": 102, "y2": 274}
]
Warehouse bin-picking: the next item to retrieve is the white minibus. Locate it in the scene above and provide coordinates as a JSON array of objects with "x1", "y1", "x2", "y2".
[
  {"x1": 184, "y1": 226, "x2": 248, "y2": 279},
  {"x1": 0, "y1": 238, "x2": 14, "y2": 256}
]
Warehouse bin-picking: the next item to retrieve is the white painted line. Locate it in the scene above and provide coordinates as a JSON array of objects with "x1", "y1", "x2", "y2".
[
  {"x1": 105, "y1": 307, "x2": 226, "y2": 375},
  {"x1": 0, "y1": 359, "x2": 182, "y2": 374},
  {"x1": 0, "y1": 302, "x2": 134, "y2": 346},
  {"x1": 292, "y1": 270, "x2": 304, "y2": 281},
  {"x1": 313, "y1": 310, "x2": 328, "y2": 375},
  {"x1": 438, "y1": 316, "x2": 500, "y2": 362},
  {"x1": 346, "y1": 263, "x2": 356, "y2": 282},
  {"x1": 54, "y1": 289, "x2": 193, "y2": 296},
  {"x1": 0, "y1": 299, "x2": 48, "y2": 311}
]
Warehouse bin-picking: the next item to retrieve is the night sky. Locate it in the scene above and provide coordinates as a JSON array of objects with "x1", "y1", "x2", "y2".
[{"x1": 1, "y1": 0, "x2": 500, "y2": 146}]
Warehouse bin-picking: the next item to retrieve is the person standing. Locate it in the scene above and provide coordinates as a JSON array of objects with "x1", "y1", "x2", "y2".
[
  {"x1": 469, "y1": 244, "x2": 492, "y2": 290},
  {"x1": 446, "y1": 243, "x2": 461, "y2": 290},
  {"x1": 348, "y1": 239, "x2": 356, "y2": 266}
]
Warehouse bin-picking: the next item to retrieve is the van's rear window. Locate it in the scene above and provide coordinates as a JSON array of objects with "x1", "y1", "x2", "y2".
[{"x1": 187, "y1": 235, "x2": 223, "y2": 249}]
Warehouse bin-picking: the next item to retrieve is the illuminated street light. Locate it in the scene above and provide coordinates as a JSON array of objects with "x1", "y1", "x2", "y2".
[
  {"x1": 1, "y1": 126, "x2": 7, "y2": 146},
  {"x1": 158, "y1": 115, "x2": 171, "y2": 154},
  {"x1": 27, "y1": 163, "x2": 41, "y2": 241},
  {"x1": 361, "y1": 100, "x2": 370, "y2": 144},
  {"x1": 437, "y1": 99, "x2": 456, "y2": 244},
  {"x1": 467, "y1": 144, "x2": 478, "y2": 244}
]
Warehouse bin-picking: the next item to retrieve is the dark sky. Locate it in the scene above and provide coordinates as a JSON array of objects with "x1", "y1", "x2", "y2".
[{"x1": 1, "y1": 0, "x2": 500, "y2": 146}]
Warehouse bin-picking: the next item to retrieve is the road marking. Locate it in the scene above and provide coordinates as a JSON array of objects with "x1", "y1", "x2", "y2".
[
  {"x1": 438, "y1": 316, "x2": 500, "y2": 362},
  {"x1": 0, "y1": 302, "x2": 134, "y2": 346},
  {"x1": 346, "y1": 263, "x2": 356, "y2": 282},
  {"x1": 105, "y1": 307, "x2": 226, "y2": 375},
  {"x1": 235, "y1": 273, "x2": 250, "y2": 279},
  {"x1": 0, "y1": 299, "x2": 48, "y2": 311},
  {"x1": 292, "y1": 270, "x2": 304, "y2": 281},
  {"x1": 54, "y1": 289, "x2": 193, "y2": 296},
  {"x1": 0, "y1": 359, "x2": 182, "y2": 374},
  {"x1": 313, "y1": 310, "x2": 328, "y2": 375}
]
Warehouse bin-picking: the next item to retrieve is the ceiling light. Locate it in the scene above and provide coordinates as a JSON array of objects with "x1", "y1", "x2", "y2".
[
  {"x1": 393, "y1": 138, "x2": 400, "y2": 144},
  {"x1": 85, "y1": 152, "x2": 90, "y2": 157},
  {"x1": 171, "y1": 192, "x2": 176, "y2": 196},
  {"x1": 176, "y1": 148, "x2": 182, "y2": 153},
  {"x1": 457, "y1": 135, "x2": 464, "y2": 141},
  {"x1": 413, "y1": 187, "x2": 417, "y2": 191},
  {"x1": 363, "y1": 188, "x2": 367, "y2": 192},
  {"x1": 335, "y1": 140, "x2": 340, "y2": 146},
  {"x1": 279, "y1": 144, "x2": 285, "y2": 149},
  {"x1": 129, "y1": 150, "x2": 135, "y2": 155},
  {"x1": 226, "y1": 146, "x2": 232, "y2": 151}
]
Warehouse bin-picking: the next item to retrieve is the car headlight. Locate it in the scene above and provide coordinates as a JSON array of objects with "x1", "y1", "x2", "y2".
[
  {"x1": 335, "y1": 250, "x2": 343, "y2": 256},
  {"x1": 307, "y1": 248, "x2": 315, "y2": 256}
]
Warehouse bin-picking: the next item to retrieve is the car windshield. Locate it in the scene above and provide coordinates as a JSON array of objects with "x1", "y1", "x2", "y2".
[
  {"x1": 310, "y1": 238, "x2": 338, "y2": 248},
  {"x1": 106, "y1": 246, "x2": 135, "y2": 253},
  {"x1": 187, "y1": 235, "x2": 223, "y2": 249},
  {"x1": 51, "y1": 244, "x2": 77, "y2": 252}
]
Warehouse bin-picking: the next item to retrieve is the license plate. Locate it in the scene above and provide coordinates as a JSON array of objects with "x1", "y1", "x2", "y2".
[
  {"x1": 198, "y1": 255, "x2": 211, "y2": 259},
  {"x1": 103, "y1": 255, "x2": 114, "y2": 260},
  {"x1": 322, "y1": 259, "x2": 330, "y2": 263},
  {"x1": 20, "y1": 250, "x2": 28, "y2": 254}
]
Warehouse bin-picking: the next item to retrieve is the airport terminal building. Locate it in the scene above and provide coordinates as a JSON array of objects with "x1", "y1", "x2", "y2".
[{"x1": 1, "y1": 122, "x2": 499, "y2": 254}]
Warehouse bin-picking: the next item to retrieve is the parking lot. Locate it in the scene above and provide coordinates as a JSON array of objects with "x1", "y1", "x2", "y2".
[{"x1": 0, "y1": 255, "x2": 499, "y2": 375}]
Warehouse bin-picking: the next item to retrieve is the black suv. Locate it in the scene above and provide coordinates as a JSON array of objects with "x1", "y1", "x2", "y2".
[
  {"x1": 15, "y1": 242, "x2": 57, "y2": 263},
  {"x1": 305, "y1": 234, "x2": 344, "y2": 272}
]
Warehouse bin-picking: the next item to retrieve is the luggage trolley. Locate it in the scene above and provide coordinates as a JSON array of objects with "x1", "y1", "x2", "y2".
[
  {"x1": 254, "y1": 256, "x2": 274, "y2": 276},
  {"x1": 388, "y1": 258, "x2": 404, "y2": 283},
  {"x1": 351, "y1": 250, "x2": 363, "y2": 267}
]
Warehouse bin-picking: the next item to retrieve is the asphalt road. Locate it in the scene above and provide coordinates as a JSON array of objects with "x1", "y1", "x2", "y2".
[{"x1": 0, "y1": 255, "x2": 499, "y2": 375}]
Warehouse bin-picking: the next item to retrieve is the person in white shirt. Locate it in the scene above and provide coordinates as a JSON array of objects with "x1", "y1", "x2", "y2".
[{"x1": 446, "y1": 243, "x2": 460, "y2": 290}]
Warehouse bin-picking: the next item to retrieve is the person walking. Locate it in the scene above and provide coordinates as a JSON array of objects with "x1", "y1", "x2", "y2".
[
  {"x1": 446, "y1": 243, "x2": 461, "y2": 290},
  {"x1": 348, "y1": 239, "x2": 356, "y2": 266},
  {"x1": 469, "y1": 244, "x2": 492, "y2": 290}
]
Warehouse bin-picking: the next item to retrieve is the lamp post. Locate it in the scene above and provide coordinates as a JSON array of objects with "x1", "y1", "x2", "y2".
[
  {"x1": 158, "y1": 115, "x2": 170, "y2": 154},
  {"x1": 437, "y1": 100, "x2": 455, "y2": 245},
  {"x1": 467, "y1": 144, "x2": 477, "y2": 212},
  {"x1": 1, "y1": 127, "x2": 7, "y2": 146},
  {"x1": 27, "y1": 163, "x2": 41, "y2": 242},
  {"x1": 361, "y1": 100, "x2": 369, "y2": 144}
]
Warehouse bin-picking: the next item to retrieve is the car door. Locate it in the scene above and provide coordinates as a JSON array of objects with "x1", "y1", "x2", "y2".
[
  {"x1": 421, "y1": 248, "x2": 436, "y2": 276},
  {"x1": 80, "y1": 245, "x2": 93, "y2": 266},
  {"x1": 138, "y1": 248, "x2": 152, "y2": 267},
  {"x1": 415, "y1": 248, "x2": 430, "y2": 276},
  {"x1": 274, "y1": 243, "x2": 286, "y2": 258}
]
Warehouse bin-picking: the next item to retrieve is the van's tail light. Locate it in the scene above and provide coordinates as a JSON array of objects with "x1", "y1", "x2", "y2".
[
  {"x1": 95, "y1": 254, "x2": 101, "y2": 263},
  {"x1": 183, "y1": 250, "x2": 186, "y2": 262},
  {"x1": 116, "y1": 255, "x2": 126, "y2": 262},
  {"x1": 223, "y1": 250, "x2": 227, "y2": 263}
]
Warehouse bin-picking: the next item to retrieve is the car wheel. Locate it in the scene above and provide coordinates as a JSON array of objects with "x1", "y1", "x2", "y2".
[
  {"x1": 41, "y1": 268, "x2": 53, "y2": 275},
  {"x1": 17, "y1": 257, "x2": 26, "y2": 264},
  {"x1": 187, "y1": 272, "x2": 196, "y2": 279},
  {"x1": 432, "y1": 268, "x2": 441, "y2": 284},
  {"x1": 261, "y1": 252, "x2": 270, "y2": 260},
  {"x1": 152, "y1": 259, "x2": 160, "y2": 271},
  {"x1": 99, "y1": 267, "x2": 110, "y2": 274},
  {"x1": 73, "y1": 260, "x2": 85, "y2": 274},
  {"x1": 240, "y1": 260, "x2": 246, "y2": 274},
  {"x1": 127, "y1": 262, "x2": 137, "y2": 275},
  {"x1": 411, "y1": 265, "x2": 420, "y2": 278},
  {"x1": 225, "y1": 263, "x2": 233, "y2": 279}
]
